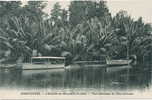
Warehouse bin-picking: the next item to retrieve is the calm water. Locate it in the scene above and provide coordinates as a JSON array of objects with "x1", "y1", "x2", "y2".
[{"x1": 0, "y1": 64, "x2": 152, "y2": 91}]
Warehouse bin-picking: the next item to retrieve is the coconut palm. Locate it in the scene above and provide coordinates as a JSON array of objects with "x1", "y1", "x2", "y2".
[
  {"x1": 0, "y1": 16, "x2": 64, "y2": 62},
  {"x1": 59, "y1": 17, "x2": 117, "y2": 61},
  {"x1": 84, "y1": 17, "x2": 117, "y2": 59},
  {"x1": 113, "y1": 11, "x2": 152, "y2": 61}
]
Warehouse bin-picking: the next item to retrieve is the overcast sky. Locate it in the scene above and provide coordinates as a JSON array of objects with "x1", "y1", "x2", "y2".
[
  {"x1": 107, "y1": 0, "x2": 152, "y2": 23},
  {"x1": 29, "y1": 0, "x2": 152, "y2": 23}
]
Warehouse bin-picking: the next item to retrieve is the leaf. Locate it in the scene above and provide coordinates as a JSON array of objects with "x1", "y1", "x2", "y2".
[
  {"x1": 100, "y1": 48, "x2": 106, "y2": 53},
  {"x1": 87, "y1": 44, "x2": 94, "y2": 52},
  {"x1": 61, "y1": 51, "x2": 71, "y2": 57},
  {"x1": 120, "y1": 36, "x2": 127, "y2": 42},
  {"x1": 4, "y1": 42, "x2": 13, "y2": 49},
  {"x1": 0, "y1": 36, "x2": 7, "y2": 41},
  {"x1": 104, "y1": 43, "x2": 112, "y2": 47}
]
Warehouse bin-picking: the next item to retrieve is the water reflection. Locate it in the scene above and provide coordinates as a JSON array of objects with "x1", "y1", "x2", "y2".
[{"x1": 0, "y1": 64, "x2": 151, "y2": 91}]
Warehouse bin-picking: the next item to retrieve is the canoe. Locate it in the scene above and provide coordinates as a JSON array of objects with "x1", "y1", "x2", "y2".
[
  {"x1": 106, "y1": 65, "x2": 132, "y2": 73},
  {"x1": 0, "y1": 64, "x2": 16, "y2": 69},
  {"x1": 106, "y1": 59, "x2": 132, "y2": 66}
]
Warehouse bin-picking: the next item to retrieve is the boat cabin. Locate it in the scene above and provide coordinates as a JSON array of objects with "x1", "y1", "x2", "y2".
[{"x1": 31, "y1": 56, "x2": 65, "y2": 65}]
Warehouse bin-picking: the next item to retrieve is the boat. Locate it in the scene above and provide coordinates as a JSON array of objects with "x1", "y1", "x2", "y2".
[
  {"x1": 0, "y1": 64, "x2": 17, "y2": 73},
  {"x1": 106, "y1": 65, "x2": 132, "y2": 73},
  {"x1": 22, "y1": 56, "x2": 66, "y2": 70},
  {"x1": 105, "y1": 35, "x2": 136, "y2": 66},
  {"x1": 73, "y1": 61, "x2": 107, "y2": 68},
  {"x1": 106, "y1": 59, "x2": 132, "y2": 66}
]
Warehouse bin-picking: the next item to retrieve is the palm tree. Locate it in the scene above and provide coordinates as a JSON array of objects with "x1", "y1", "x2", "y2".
[
  {"x1": 0, "y1": 16, "x2": 32, "y2": 62},
  {"x1": 113, "y1": 11, "x2": 152, "y2": 61},
  {"x1": 84, "y1": 17, "x2": 116, "y2": 59},
  {"x1": 59, "y1": 17, "x2": 116, "y2": 61},
  {"x1": 0, "y1": 16, "x2": 63, "y2": 62}
]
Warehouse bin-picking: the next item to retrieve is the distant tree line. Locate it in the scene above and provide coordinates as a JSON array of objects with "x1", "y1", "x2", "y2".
[{"x1": 0, "y1": 1, "x2": 152, "y2": 63}]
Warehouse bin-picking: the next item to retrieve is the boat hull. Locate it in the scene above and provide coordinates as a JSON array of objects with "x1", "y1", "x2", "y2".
[
  {"x1": 22, "y1": 68, "x2": 65, "y2": 76},
  {"x1": 22, "y1": 63, "x2": 65, "y2": 70},
  {"x1": 106, "y1": 65, "x2": 132, "y2": 73},
  {"x1": 106, "y1": 60, "x2": 132, "y2": 66}
]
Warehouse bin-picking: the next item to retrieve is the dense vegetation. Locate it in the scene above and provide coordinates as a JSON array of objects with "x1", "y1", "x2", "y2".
[{"x1": 0, "y1": 1, "x2": 152, "y2": 64}]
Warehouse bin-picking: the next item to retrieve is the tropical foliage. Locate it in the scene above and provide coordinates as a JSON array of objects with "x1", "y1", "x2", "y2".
[{"x1": 0, "y1": 1, "x2": 152, "y2": 64}]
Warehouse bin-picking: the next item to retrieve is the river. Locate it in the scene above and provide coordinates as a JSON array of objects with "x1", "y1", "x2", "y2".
[{"x1": 0, "y1": 64, "x2": 151, "y2": 91}]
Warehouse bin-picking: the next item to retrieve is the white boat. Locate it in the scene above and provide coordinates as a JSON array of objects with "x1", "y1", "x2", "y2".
[
  {"x1": 106, "y1": 59, "x2": 132, "y2": 66},
  {"x1": 22, "y1": 56, "x2": 66, "y2": 70},
  {"x1": 106, "y1": 65, "x2": 132, "y2": 73}
]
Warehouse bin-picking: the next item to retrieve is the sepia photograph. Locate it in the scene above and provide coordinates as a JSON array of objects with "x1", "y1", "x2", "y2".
[{"x1": 0, "y1": 0, "x2": 152, "y2": 99}]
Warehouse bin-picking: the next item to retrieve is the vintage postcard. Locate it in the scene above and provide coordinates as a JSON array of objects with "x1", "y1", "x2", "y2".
[{"x1": 0, "y1": 0, "x2": 152, "y2": 100}]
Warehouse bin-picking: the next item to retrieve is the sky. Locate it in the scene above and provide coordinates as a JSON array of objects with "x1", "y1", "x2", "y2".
[
  {"x1": 107, "y1": 0, "x2": 152, "y2": 23},
  {"x1": 23, "y1": 0, "x2": 152, "y2": 23}
]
